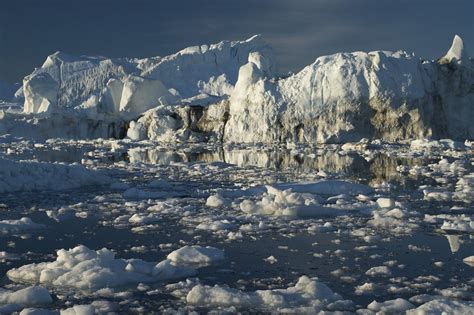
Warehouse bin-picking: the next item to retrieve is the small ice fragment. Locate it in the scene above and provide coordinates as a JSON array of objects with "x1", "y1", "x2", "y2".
[
  {"x1": 463, "y1": 256, "x2": 474, "y2": 267},
  {"x1": 376, "y1": 198, "x2": 395, "y2": 209},
  {"x1": 263, "y1": 256, "x2": 278, "y2": 264}
]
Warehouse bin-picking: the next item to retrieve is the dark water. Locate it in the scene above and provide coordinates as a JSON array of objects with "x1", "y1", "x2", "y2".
[{"x1": 0, "y1": 141, "x2": 472, "y2": 312}]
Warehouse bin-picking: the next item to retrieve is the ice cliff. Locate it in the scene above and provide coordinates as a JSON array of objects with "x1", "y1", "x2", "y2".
[{"x1": 2, "y1": 35, "x2": 473, "y2": 143}]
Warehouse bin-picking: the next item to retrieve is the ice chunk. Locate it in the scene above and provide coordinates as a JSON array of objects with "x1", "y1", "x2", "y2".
[
  {"x1": 441, "y1": 217, "x2": 474, "y2": 233},
  {"x1": 239, "y1": 184, "x2": 369, "y2": 218},
  {"x1": 407, "y1": 299, "x2": 474, "y2": 314},
  {"x1": 60, "y1": 300, "x2": 118, "y2": 315},
  {"x1": 439, "y1": 35, "x2": 470, "y2": 65},
  {"x1": 376, "y1": 198, "x2": 395, "y2": 209},
  {"x1": 186, "y1": 275, "x2": 341, "y2": 311},
  {"x1": 272, "y1": 180, "x2": 373, "y2": 196},
  {"x1": 365, "y1": 266, "x2": 391, "y2": 277},
  {"x1": 206, "y1": 194, "x2": 230, "y2": 208},
  {"x1": 167, "y1": 245, "x2": 224, "y2": 266},
  {"x1": 7, "y1": 245, "x2": 196, "y2": 291},
  {"x1": 367, "y1": 298, "x2": 414, "y2": 313},
  {"x1": 463, "y1": 256, "x2": 474, "y2": 267},
  {"x1": 0, "y1": 286, "x2": 52, "y2": 313},
  {"x1": 0, "y1": 217, "x2": 44, "y2": 235},
  {"x1": 128, "y1": 213, "x2": 161, "y2": 225}
]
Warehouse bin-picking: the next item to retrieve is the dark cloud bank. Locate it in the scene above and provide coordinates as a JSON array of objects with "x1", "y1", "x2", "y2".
[{"x1": 0, "y1": 0, "x2": 472, "y2": 83}]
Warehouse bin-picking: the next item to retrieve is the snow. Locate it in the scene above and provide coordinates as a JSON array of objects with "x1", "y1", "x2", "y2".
[
  {"x1": 0, "y1": 158, "x2": 110, "y2": 193},
  {"x1": 186, "y1": 275, "x2": 341, "y2": 312},
  {"x1": 167, "y1": 245, "x2": 224, "y2": 266},
  {"x1": 6, "y1": 245, "x2": 196, "y2": 291}
]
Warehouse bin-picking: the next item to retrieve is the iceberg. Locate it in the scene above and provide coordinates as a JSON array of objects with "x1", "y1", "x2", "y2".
[
  {"x1": 21, "y1": 35, "x2": 271, "y2": 116},
  {"x1": 4, "y1": 35, "x2": 473, "y2": 143},
  {"x1": 225, "y1": 37, "x2": 473, "y2": 143}
]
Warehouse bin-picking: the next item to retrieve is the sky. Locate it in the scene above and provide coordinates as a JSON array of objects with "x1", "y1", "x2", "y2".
[{"x1": 0, "y1": 0, "x2": 473, "y2": 84}]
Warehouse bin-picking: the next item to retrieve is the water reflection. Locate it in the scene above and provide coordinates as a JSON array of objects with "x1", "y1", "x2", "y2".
[{"x1": 127, "y1": 147, "x2": 426, "y2": 186}]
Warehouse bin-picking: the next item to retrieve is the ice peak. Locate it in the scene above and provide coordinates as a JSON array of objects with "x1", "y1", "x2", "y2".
[{"x1": 440, "y1": 35, "x2": 469, "y2": 65}]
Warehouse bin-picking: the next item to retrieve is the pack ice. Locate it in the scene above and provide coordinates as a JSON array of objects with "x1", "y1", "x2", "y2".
[{"x1": 1, "y1": 35, "x2": 472, "y2": 143}]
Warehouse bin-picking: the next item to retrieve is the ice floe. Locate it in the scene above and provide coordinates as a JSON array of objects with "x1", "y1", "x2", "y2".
[
  {"x1": 6, "y1": 245, "x2": 196, "y2": 291},
  {"x1": 0, "y1": 286, "x2": 52, "y2": 314},
  {"x1": 186, "y1": 275, "x2": 342, "y2": 312},
  {"x1": 167, "y1": 245, "x2": 224, "y2": 266}
]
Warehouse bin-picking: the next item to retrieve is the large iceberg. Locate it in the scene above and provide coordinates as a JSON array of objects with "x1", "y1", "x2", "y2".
[
  {"x1": 224, "y1": 35, "x2": 473, "y2": 143},
  {"x1": 21, "y1": 35, "x2": 272, "y2": 116},
  {"x1": 3, "y1": 35, "x2": 473, "y2": 143}
]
